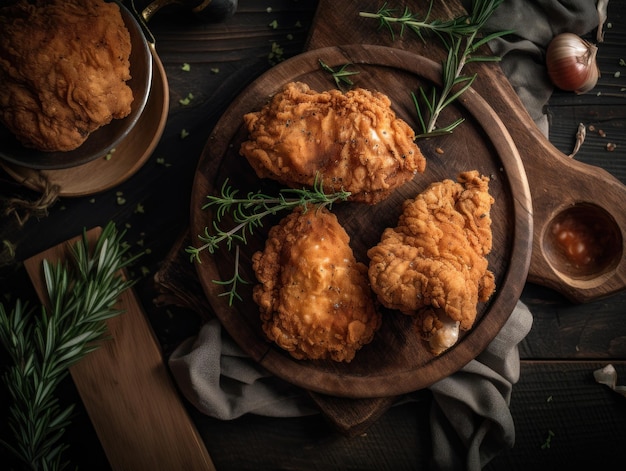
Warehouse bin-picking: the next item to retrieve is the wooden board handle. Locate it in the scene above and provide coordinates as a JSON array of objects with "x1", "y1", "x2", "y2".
[{"x1": 524, "y1": 141, "x2": 626, "y2": 303}]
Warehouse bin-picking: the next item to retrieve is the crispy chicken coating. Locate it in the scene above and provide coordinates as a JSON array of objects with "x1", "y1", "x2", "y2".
[
  {"x1": 0, "y1": 0, "x2": 133, "y2": 152},
  {"x1": 367, "y1": 171, "x2": 495, "y2": 354},
  {"x1": 252, "y1": 205, "x2": 381, "y2": 362},
  {"x1": 240, "y1": 82, "x2": 426, "y2": 205}
]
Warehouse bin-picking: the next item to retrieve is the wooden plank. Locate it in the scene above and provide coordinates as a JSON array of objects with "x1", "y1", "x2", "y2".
[
  {"x1": 487, "y1": 360, "x2": 626, "y2": 469},
  {"x1": 24, "y1": 227, "x2": 215, "y2": 471},
  {"x1": 519, "y1": 283, "x2": 626, "y2": 359},
  {"x1": 189, "y1": 361, "x2": 626, "y2": 470}
]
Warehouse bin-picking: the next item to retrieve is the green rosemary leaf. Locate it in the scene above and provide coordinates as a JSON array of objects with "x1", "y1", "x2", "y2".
[
  {"x1": 442, "y1": 75, "x2": 476, "y2": 109},
  {"x1": 414, "y1": 118, "x2": 465, "y2": 140},
  {"x1": 47, "y1": 405, "x2": 73, "y2": 430},
  {"x1": 37, "y1": 428, "x2": 68, "y2": 462},
  {"x1": 0, "y1": 438, "x2": 22, "y2": 464},
  {"x1": 58, "y1": 330, "x2": 97, "y2": 350},
  {"x1": 213, "y1": 246, "x2": 248, "y2": 306},
  {"x1": 43, "y1": 313, "x2": 56, "y2": 362},
  {"x1": 56, "y1": 345, "x2": 89, "y2": 366},
  {"x1": 411, "y1": 91, "x2": 428, "y2": 134},
  {"x1": 319, "y1": 59, "x2": 359, "y2": 89},
  {"x1": 465, "y1": 55, "x2": 503, "y2": 64},
  {"x1": 34, "y1": 381, "x2": 55, "y2": 410},
  {"x1": 470, "y1": 29, "x2": 513, "y2": 51}
]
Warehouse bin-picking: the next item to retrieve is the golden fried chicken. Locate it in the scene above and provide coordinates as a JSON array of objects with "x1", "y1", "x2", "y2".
[
  {"x1": 367, "y1": 171, "x2": 495, "y2": 355},
  {"x1": 0, "y1": 0, "x2": 133, "y2": 152},
  {"x1": 240, "y1": 82, "x2": 426, "y2": 205},
  {"x1": 252, "y1": 205, "x2": 381, "y2": 362}
]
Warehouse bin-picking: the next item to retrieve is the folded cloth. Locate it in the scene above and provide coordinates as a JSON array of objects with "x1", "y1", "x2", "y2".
[
  {"x1": 170, "y1": 302, "x2": 531, "y2": 426},
  {"x1": 429, "y1": 301, "x2": 532, "y2": 470},
  {"x1": 169, "y1": 318, "x2": 317, "y2": 419}
]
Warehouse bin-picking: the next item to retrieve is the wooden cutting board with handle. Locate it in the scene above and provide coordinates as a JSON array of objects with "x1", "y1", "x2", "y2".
[
  {"x1": 188, "y1": 0, "x2": 626, "y2": 433},
  {"x1": 300, "y1": 0, "x2": 626, "y2": 431},
  {"x1": 25, "y1": 227, "x2": 215, "y2": 471},
  {"x1": 307, "y1": 0, "x2": 626, "y2": 303}
]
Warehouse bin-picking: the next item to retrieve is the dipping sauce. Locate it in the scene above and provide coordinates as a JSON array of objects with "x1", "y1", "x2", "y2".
[
  {"x1": 546, "y1": 204, "x2": 622, "y2": 278},
  {"x1": 551, "y1": 217, "x2": 599, "y2": 268}
]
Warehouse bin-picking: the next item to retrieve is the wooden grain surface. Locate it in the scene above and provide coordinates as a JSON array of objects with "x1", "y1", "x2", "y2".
[
  {"x1": 23, "y1": 228, "x2": 215, "y2": 471},
  {"x1": 487, "y1": 360, "x2": 626, "y2": 470},
  {"x1": 2, "y1": 0, "x2": 626, "y2": 469},
  {"x1": 190, "y1": 361, "x2": 626, "y2": 471}
]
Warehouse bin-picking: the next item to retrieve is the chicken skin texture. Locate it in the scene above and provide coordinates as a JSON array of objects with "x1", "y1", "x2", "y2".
[
  {"x1": 252, "y1": 205, "x2": 381, "y2": 362},
  {"x1": 240, "y1": 82, "x2": 426, "y2": 205},
  {"x1": 367, "y1": 171, "x2": 495, "y2": 352},
  {"x1": 0, "y1": 0, "x2": 133, "y2": 152}
]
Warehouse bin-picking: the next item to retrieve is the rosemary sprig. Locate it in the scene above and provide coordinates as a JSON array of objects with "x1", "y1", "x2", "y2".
[
  {"x1": 211, "y1": 245, "x2": 247, "y2": 305},
  {"x1": 0, "y1": 222, "x2": 138, "y2": 471},
  {"x1": 186, "y1": 175, "x2": 350, "y2": 264},
  {"x1": 319, "y1": 59, "x2": 360, "y2": 89},
  {"x1": 414, "y1": 34, "x2": 479, "y2": 137},
  {"x1": 360, "y1": 1, "x2": 476, "y2": 43},
  {"x1": 360, "y1": 0, "x2": 512, "y2": 137},
  {"x1": 187, "y1": 177, "x2": 350, "y2": 305},
  {"x1": 359, "y1": 0, "x2": 508, "y2": 44}
]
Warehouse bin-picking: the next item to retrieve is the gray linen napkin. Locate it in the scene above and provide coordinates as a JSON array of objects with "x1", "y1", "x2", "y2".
[
  {"x1": 429, "y1": 302, "x2": 532, "y2": 470},
  {"x1": 169, "y1": 0, "x2": 600, "y2": 468},
  {"x1": 168, "y1": 301, "x2": 531, "y2": 467},
  {"x1": 170, "y1": 318, "x2": 317, "y2": 419}
]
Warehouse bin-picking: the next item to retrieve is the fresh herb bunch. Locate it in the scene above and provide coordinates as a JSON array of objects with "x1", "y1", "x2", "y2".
[
  {"x1": 0, "y1": 222, "x2": 139, "y2": 471},
  {"x1": 360, "y1": 0, "x2": 512, "y2": 137},
  {"x1": 187, "y1": 176, "x2": 350, "y2": 304}
]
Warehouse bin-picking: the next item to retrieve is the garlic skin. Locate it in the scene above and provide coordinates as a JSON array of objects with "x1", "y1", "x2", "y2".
[{"x1": 546, "y1": 33, "x2": 600, "y2": 94}]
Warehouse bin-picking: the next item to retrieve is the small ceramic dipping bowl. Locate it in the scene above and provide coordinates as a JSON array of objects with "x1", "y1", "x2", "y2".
[{"x1": 0, "y1": 2, "x2": 153, "y2": 170}]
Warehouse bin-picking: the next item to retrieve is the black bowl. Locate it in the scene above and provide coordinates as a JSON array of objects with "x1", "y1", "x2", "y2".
[{"x1": 0, "y1": 2, "x2": 153, "y2": 170}]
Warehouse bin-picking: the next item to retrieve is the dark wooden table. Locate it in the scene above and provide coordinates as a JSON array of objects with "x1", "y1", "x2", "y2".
[{"x1": 1, "y1": 1, "x2": 625, "y2": 469}]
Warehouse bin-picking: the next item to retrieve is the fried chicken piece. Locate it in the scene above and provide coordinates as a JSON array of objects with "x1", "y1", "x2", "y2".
[
  {"x1": 0, "y1": 0, "x2": 133, "y2": 152},
  {"x1": 240, "y1": 82, "x2": 426, "y2": 205},
  {"x1": 367, "y1": 171, "x2": 495, "y2": 354},
  {"x1": 252, "y1": 205, "x2": 381, "y2": 362}
]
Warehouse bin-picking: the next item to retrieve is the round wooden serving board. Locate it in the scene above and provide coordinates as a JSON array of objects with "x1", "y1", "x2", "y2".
[{"x1": 190, "y1": 45, "x2": 533, "y2": 398}]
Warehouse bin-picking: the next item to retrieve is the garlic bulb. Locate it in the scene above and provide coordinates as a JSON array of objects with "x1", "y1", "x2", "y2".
[{"x1": 546, "y1": 33, "x2": 600, "y2": 94}]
